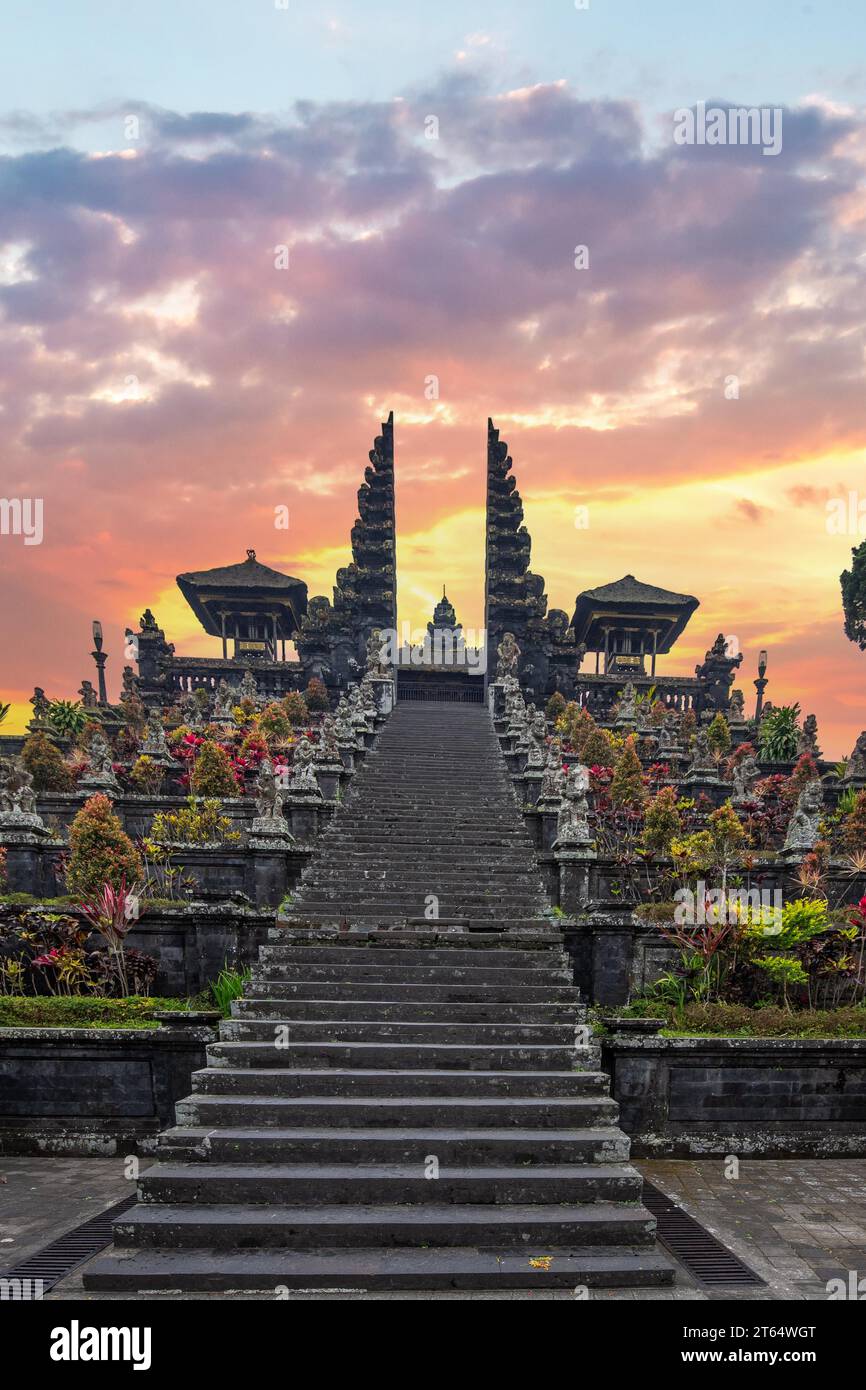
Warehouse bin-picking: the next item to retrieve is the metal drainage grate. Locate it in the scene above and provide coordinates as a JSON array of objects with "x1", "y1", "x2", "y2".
[
  {"x1": 1, "y1": 1194, "x2": 137, "y2": 1295},
  {"x1": 643, "y1": 1180, "x2": 766, "y2": 1288}
]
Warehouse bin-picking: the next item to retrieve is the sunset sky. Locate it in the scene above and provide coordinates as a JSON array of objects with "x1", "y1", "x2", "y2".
[{"x1": 1, "y1": 1, "x2": 865, "y2": 753}]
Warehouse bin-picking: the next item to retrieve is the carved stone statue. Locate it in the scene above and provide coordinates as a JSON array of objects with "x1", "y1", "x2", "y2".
[
  {"x1": 213, "y1": 679, "x2": 235, "y2": 720},
  {"x1": 539, "y1": 741, "x2": 566, "y2": 807},
  {"x1": 364, "y1": 628, "x2": 389, "y2": 678},
  {"x1": 288, "y1": 736, "x2": 323, "y2": 800},
  {"x1": 0, "y1": 758, "x2": 37, "y2": 817},
  {"x1": 80, "y1": 730, "x2": 119, "y2": 792},
  {"x1": 783, "y1": 779, "x2": 824, "y2": 855},
  {"x1": 554, "y1": 763, "x2": 593, "y2": 849},
  {"x1": 255, "y1": 758, "x2": 283, "y2": 820},
  {"x1": 732, "y1": 751, "x2": 760, "y2": 804},
  {"x1": 28, "y1": 687, "x2": 51, "y2": 730},
  {"x1": 496, "y1": 632, "x2": 521, "y2": 680},
  {"x1": 843, "y1": 731, "x2": 866, "y2": 786},
  {"x1": 238, "y1": 669, "x2": 259, "y2": 705},
  {"x1": 0, "y1": 757, "x2": 47, "y2": 839},
  {"x1": 695, "y1": 633, "x2": 743, "y2": 711},
  {"x1": 315, "y1": 715, "x2": 342, "y2": 766},
  {"x1": 78, "y1": 680, "x2": 98, "y2": 710},
  {"x1": 729, "y1": 688, "x2": 746, "y2": 722},
  {"x1": 249, "y1": 756, "x2": 293, "y2": 842},
  {"x1": 686, "y1": 729, "x2": 716, "y2": 776},
  {"x1": 141, "y1": 715, "x2": 173, "y2": 765},
  {"x1": 797, "y1": 713, "x2": 821, "y2": 760},
  {"x1": 614, "y1": 683, "x2": 638, "y2": 731}
]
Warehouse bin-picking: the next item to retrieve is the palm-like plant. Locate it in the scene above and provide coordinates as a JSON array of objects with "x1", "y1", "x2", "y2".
[
  {"x1": 46, "y1": 699, "x2": 89, "y2": 738},
  {"x1": 0, "y1": 701, "x2": 11, "y2": 726},
  {"x1": 758, "y1": 704, "x2": 801, "y2": 762}
]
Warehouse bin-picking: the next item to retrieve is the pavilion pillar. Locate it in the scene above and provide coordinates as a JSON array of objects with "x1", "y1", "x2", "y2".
[{"x1": 220, "y1": 612, "x2": 227, "y2": 660}]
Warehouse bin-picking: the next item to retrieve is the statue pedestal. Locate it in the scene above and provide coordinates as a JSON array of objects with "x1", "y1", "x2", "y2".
[
  {"x1": 678, "y1": 773, "x2": 731, "y2": 807},
  {"x1": 314, "y1": 761, "x2": 344, "y2": 803},
  {"x1": 555, "y1": 845, "x2": 597, "y2": 914},
  {"x1": 79, "y1": 773, "x2": 120, "y2": 797},
  {"x1": 367, "y1": 677, "x2": 395, "y2": 718},
  {"x1": 521, "y1": 769, "x2": 544, "y2": 808},
  {"x1": 283, "y1": 796, "x2": 322, "y2": 843}
]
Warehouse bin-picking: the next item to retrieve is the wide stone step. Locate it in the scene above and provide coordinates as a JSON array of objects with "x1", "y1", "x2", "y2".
[
  {"x1": 84, "y1": 1244, "x2": 674, "y2": 1291},
  {"x1": 219, "y1": 1019, "x2": 580, "y2": 1044},
  {"x1": 252, "y1": 966, "x2": 573, "y2": 986},
  {"x1": 257, "y1": 946, "x2": 565, "y2": 967},
  {"x1": 140, "y1": 1148, "x2": 633, "y2": 1195},
  {"x1": 191, "y1": 1067, "x2": 608, "y2": 1099},
  {"x1": 243, "y1": 983, "x2": 579, "y2": 1003},
  {"x1": 276, "y1": 917, "x2": 557, "y2": 934},
  {"x1": 176, "y1": 1093, "x2": 619, "y2": 1129},
  {"x1": 265, "y1": 929, "x2": 565, "y2": 949},
  {"x1": 209, "y1": 1039, "x2": 597, "y2": 1072},
  {"x1": 115, "y1": 1201, "x2": 653, "y2": 1250},
  {"x1": 232, "y1": 999, "x2": 579, "y2": 1023}
]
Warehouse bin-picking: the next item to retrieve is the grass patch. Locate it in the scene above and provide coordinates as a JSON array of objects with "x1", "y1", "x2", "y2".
[
  {"x1": 0, "y1": 995, "x2": 204, "y2": 1029},
  {"x1": 597, "y1": 1000, "x2": 866, "y2": 1038}
]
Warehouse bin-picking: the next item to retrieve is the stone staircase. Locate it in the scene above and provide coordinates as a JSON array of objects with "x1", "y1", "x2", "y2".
[{"x1": 84, "y1": 701, "x2": 673, "y2": 1293}]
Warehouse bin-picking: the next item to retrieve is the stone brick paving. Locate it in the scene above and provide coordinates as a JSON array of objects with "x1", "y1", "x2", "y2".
[{"x1": 3, "y1": 1156, "x2": 865, "y2": 1300}]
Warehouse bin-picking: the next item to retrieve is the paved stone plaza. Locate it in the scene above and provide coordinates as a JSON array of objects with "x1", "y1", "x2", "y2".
[{"x1": 2, "y1": 1155, "x2": 864, "y2": 1300}]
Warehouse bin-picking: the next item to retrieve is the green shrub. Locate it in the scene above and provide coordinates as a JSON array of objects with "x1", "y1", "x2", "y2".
[
  {"x1": 283, "y1": 692, "x2": 310, "y2": 727},
  {"x1": 545, "y1": 691, "x2": 567, "y2": 721},
  {"x1": 706, "y1": 713, "x2": 731, "y2": 758},
  {"x1": 209, "y1": 965, "x2": 251, "y2": 1017},
  {"x1": 66, "y1": 795, "x2": 143, "y2": 898},
  {"x1": 21, "y1": 732, "x2": 73, "y2": 793},
  {"x1": 304, "y1": 679, "x2": 330, "y2": 713},
  {"x1": 641, "y1": 787, "x2": 681, "y2": 856},
  {"x1": 610, "y1": 735, "x2": 646, "y2": 809},
  {"x1": 190, "y1": 741, "x2": 238, "y2": 797}
]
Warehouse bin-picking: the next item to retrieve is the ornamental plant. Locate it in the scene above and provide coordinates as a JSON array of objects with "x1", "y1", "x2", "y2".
[
  {"x1": 21, "y1": 731, "x2": 73, "y2": 792},
  {"x1": 258, "y1": 703, "x2": 293, "y2": 744},
  {"x1": 148, "y1": 796, "x2": 240, "y2": 847},
  {"x1": 842, "y1": 790, "x2": 866, "y2": 852},
  {"x1": 129, "y1": 755, "x2": 165, "y2": 796},
  {"x1": 66, "y1": 795, "x2": 143, "y2": 898},
  {"x1": 759, "y1": 704, "x2": 801, "y2": 762},
  {"x1": 641, "y1": 787, "x2": 682, "y2": 857},
  {"x1": 46, "y1": 698, "x2": 89, "y2": 738},
  {"x1": 304, "y1": 678, "x2": 330, "y2": 713},
  {"x1": 77, "y1": 876, "x2": 143, "y2": 998},
  {"x1": 283, "y1": 692, "x2": 309, "y2": 727},
  {"x1": 545, "y1": 691, "x2": 567, "y2": 722},
  {"x1": 190, "y1": 740, "x2": 240, "y2": 797},
  {"x1": 580, "y1": 726, "x2": 615, "y2": 769},
  {"x1": 554, "y1": 703, "x2": 595, "y2": 755},
  {"x1": 610, "y1": 735, "x2": 646, "y2": 810},
  {"x1": 707, "y1": 801, "x2": 746, "y2": 891},
  {"x1": 706, "y1": 713, "x2": 731, "y2": 759}
]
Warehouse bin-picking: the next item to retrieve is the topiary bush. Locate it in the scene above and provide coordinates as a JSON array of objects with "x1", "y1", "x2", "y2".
[
  {"x1": 190, "y1": 740, "x2": 239, "y2": 797},
  {"x1": 21, "y1": 731, "x2": 73, "y2": 792},
  {"x1": 610, "y1": 735, "x2": 646, "y2": 809},
  {"x1": 283, "y1": 691, "x2": 310, "y2": 727},
  {"x1": 545, "y1": 691, "x2": 567, "y2": 721},
  {"x1": 66, "y1": 794, "x2": 143, "y2": 898},
  {"x1": 304, "y1": 678, "x2": 330, "y2": 713}
]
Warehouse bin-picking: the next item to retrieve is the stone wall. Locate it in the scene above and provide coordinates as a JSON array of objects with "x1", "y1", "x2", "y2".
[
  {"x1": 0, "y1": 1023, "x2": 218, "y2": 1156},
  {"x1": 603, "y1": 1035, "x2": 866, "y2": 1156}
]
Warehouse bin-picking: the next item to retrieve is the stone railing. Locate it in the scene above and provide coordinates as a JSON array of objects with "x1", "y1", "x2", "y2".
[
  {"x1": 169, "y1": 657, "x2": 307, "y2": 701},
  {"x1": 573, "y1": 673, "x2": 702, "y2": 719}
]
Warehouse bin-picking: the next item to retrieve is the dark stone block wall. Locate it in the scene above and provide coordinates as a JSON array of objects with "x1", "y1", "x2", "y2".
[{"x1": 602, "y1": 1036, "x2": 866, "y2": 1157}]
